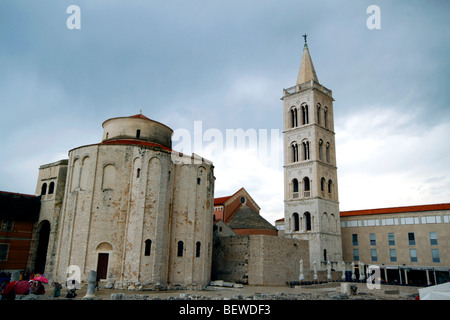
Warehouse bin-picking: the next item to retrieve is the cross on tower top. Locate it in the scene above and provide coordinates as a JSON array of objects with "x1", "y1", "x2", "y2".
[{"x1": 302, "y1": 34, "x2": 308, "y2": 44}]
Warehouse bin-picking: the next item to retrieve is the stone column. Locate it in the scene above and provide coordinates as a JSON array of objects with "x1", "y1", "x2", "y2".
[{"x1": 83, "y1": 270, "x2": 97, "y2": 299}]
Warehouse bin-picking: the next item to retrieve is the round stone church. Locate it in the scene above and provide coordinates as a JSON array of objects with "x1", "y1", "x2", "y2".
[{"x1": 45, "y1": 113, "x2": 214, "y2": 289}]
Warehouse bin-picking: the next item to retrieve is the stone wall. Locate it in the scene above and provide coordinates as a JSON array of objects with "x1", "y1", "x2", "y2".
[{"x1": 212, "y1": 234, "x2": 309, "y2": 286}]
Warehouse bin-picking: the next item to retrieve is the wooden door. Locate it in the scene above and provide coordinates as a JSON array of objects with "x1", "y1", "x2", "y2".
[{"x1": 96, "y1": 253, "x2": 109, "y2": 279}]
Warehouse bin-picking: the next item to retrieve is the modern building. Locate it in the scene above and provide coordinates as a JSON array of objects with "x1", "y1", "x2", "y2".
[
  {"x1": 340, "y1": 203, "x2": 450, "y2": 285},
  {"x1": 0, "y1": 191, "x2": 40, "y2": 273},
  {"x1": 281, "y1": 37, "x2": 342, "y2": 269}
]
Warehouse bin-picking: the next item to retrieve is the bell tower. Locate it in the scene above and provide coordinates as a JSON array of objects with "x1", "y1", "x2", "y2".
[{"x1": 282, "y1": 35, "x2": 342, "y2": 270}]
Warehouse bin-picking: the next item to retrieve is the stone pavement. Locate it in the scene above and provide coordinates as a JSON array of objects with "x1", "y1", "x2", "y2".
[{"x1": 14, "y1": 281, "x2": 420, "y2": 300}]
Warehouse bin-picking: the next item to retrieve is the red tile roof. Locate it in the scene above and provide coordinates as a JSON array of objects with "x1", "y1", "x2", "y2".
[
  {"x1": 214, "y1": 187, "x2": 245, "y2": 205},
  {"x1": 340, "y1": 203, "x2": 450, "y2": 217},
  {"x1": 100, "y1": 139, "x2": 172, "y2": 151},
  {"x1": 129, "y1": 113, "x2": 150, "y2": 120}
]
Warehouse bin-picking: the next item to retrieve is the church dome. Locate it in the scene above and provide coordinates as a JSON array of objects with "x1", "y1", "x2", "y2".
[{"x1": 101, "y1": 113, "x2": 173, "y2": 148}]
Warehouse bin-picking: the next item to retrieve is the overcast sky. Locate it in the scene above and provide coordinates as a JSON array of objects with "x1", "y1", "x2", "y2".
[{"x1": 1, "y1": 0, "x2": 449, "y2": 224}]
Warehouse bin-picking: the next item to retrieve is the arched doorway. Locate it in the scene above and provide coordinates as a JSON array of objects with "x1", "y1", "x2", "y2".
[{"x1": 34, "y1": 220, "x2": 50, "y2": 274}]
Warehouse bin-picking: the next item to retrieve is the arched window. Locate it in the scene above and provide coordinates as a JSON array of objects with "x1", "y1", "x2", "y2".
[
  {"x1": 41, "y1": 183, "x2": 47, "y2": 195},
  {"x1": 136, "y1": 168, "x2": 141, "y2": 178},
  {"x1": 318, "y1": 139, "x2": 323, "y2": 160},
  {"x1": 317, "y1": 104, "x2": 322, "y2": 125},
  {"x1": 328, "y1": 180, "x2": 333, "y2": 194},
  {"x1": 136, "y1": 129, "x2": 141, "y2": 138},
  {"x1": 292, "y1": 179, "x2": 299, "y2": 193},
  {"x1": 301, "y1": 105, "x2": 309, "y2": 125},
  {"x1": 144, "y1": 239, "x2": 152, "y2": 256},
  {"x1": 291, "y1": 143, "x2": 299, "y2": 162},
  {"x1": 303, "y1": 177, "x2": 310, "y2": 197},
  {"x1": 196, "y1": 241, "x2": 201, "y2": 257},
  {"x1": 177, "y1": 241, "x2": 184, "y2": 257},
  {"x1": 292, "y1": 178, "x2": 299, "y2": 199},
  {"x1": 304, "y1": 212, "x2": 312, "y2": 231},
  {"x1": 290, "y1": 108, "x2": 298, "y2": 128},
  {"x1": 326, "y1": 142, "x2": 330, "y2": 163},
  {"x1": 302, "y1": 141, "x2": 310, "y2": 160},
  {"x1": 321, "y1": 177, "x2": 326, "y2": 193},
  {"x1": 48, "y1": 181, "x2": 55, "y2": 195},
  {"x1": 292, "y1": 212, "x2": 300, "y2": 232},
  {"x1": 324, "y1": 107, "x2": 328, "y2": 128}
]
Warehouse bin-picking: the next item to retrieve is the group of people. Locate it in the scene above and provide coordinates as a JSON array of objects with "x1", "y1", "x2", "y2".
[{"x1": 0, "y1": 270, "x2": 46, "y2": 300}]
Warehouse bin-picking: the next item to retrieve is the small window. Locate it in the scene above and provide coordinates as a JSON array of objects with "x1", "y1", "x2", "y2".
[
  {"x1": 390, "y1": 249, "x2": 397, "y2": 262},
  {"x1": 292, "y1": 179, "x2": 299, "y2": 193},
  {"x1": 136, "y1": 129, "x2": 141, "y2": 138},
  {"x1": 370, "y1": 233, "x2": 376, "y2": 246},
  {"x1": 388, "y1": 233, "x2": 395, "y2": 246},
  {"x1": 1, "y1": 219, "x2": 13, "y2": 232},
  {"x1": 0, "y1": 244, "x2": 9, "y2": 261},
  {"x1": 431, "y1": 249, "x2": 440, "y2": 263},
  {"x1": 410, "y1": 249, "x2": 418, "y2": 262},
  {"x1": 304, "y1": 212, "x2": 311, "y2": 231},
  {"x1": 292, "y1": 212, "x2": 299, "y2": 231},
  {"x1": 196, "y1": 242, "x2": 201, "y2": 257},
  {"x1": 352, "y1": 234, "x2": 358, "y2": 246},
  {"x1": 408, "y1": 232, "x2": 415, "y2": 246},
  {"x1": 371, "y1": 249, "x2": 378, "y2": 262},
  {"x1": 177, "y1": 241, "x2": 184, "y2": 257},
  {"x1": 240, "y1": 196, "x2": 245, "y2": 204},
  {"x1": 136, "y1": 168, "x2": 141, "y2": 178},
  {"x1": 429, "y1": 232, "x2": 438, "y2": 245},
  {"x1": 197, "y1": 178, "x2": 201, "y2": 185},
  {"x1": 144, "y1": 239, "x2": 152, "y2": 256},
  {"x1": 41, "y1": 183, "x2": 47, "y2": 195},
  {"x1": 48, "y1": 181, "x2": 55, "y2": 195},
  {"x1": 353, "y1": 249, "x2": 359, "y2": 261}
]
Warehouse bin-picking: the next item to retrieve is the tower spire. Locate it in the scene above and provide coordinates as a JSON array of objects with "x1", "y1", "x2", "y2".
[{"x1": 296, "y1": 35, "x2": 318, "y2": 85}]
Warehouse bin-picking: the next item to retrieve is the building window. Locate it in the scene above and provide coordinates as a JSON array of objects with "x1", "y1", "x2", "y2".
[
  {"x1": 429, "y1": 232, "x2": 438, "y2": 245},
  {"x1": 136, "y1": 168, "x2": 141, "y2": 178},
  {"x1": 302, "y1": 141, "x2": 310, "y2": 160},
  {"x1": 388, "y1": 233, "x2": 395, "y2": 246},
  {"x1": 304, "y1": 212, "x2": 312, "y2": 231},
  {"x1": 371, "y1": 249, "x2": 378, "y2": 262},
  {"x1": 326, "y1": 142, "x2": 330, "y2": 163},
  {"x1": 292, "y1": 179, "x2": 299, "y2": 199},
  {"x1": 136, "y1": 129, "x2": 141, "y2": 138},
  {"x1": 1, "y1": 219, "x2": 13, "y2": 232},
  {"x1": 292, "y1": 212, "x2": 299, "y2": 231},
  {"x1": 370, "y1": 233, "x2": 376, "y2": 246},
  {"x1": 41, "y1": 183, "x2": 47, "y2": 195},
  {"x1": 320, "y1": 177, "x2": 325, "y2": 193},
  {"x1": 291, "y1": 143, "x2": 299, "y2": 162},
  {"x1": 324, "y1": 107, "x2": 328, "y2": 128},
  {"x1": 301, "y1": 105, "x2": 309, "y2": 125},
  {"x1": 48, "y1": 181, "x2": 55, "y2": 194},
  {"x1": 318, "y1": 139, "x2": 323, "y2": 160},
  {"x1": 410, "y1": 249, "x2": 418, "y2": 262},
  {"x1": 196, "y1": 242, "x2": 201, "y2": 258},
  {"x1": 408, "y1": 232, "x2": 415, "y2": 246},
  {"x1": 431, "y1": 249, "x2": 440, "y2": 263},
  {"x1": 144, "y1": 239, "x2": 152, "y2": 256},
  {"x1": 317, "y1": 105, "x2": 321, "y2": 125},
  {"x1": 303, "y1": 177, "x2": 310, "y2": 198},
  {"x1": 290, "y1": 108, "x2": 298, "y2": 128},
  {"x1": 0, "y1": 244, "x2": 8, "y2": 261},
  {"x1": 177, "y1": 241, "x2": 184, "y2": 257},
  {"x1": 353, "y1": 249, "x2": 359, "y2": 261},
  {"x1": 327, "y1": 180, "x2": 332, "y2": 194},
  {"x1": 352, "y1": 234, "x2": 358, "y2": 246},
  {"x1": 390, "y1": 249, "x2": 397, "y2": 262}
]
